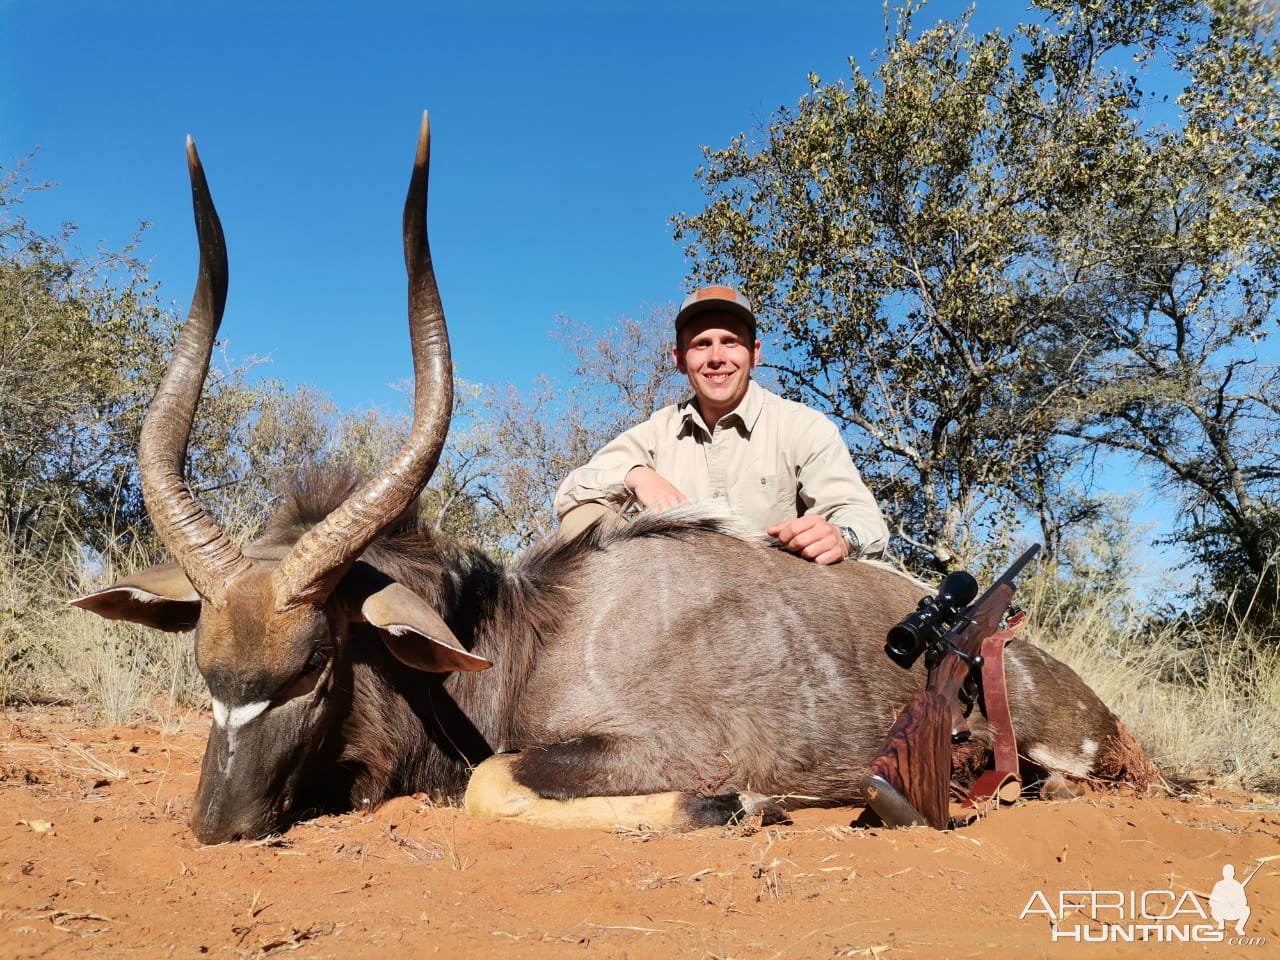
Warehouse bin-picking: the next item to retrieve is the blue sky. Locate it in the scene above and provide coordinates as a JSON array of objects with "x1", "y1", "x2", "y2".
[
  {"x1": 4, "y1": 0, "x2": 1198, "y2": 582},
  {"x1": 3, "y1": 0, "x2": 1008, "y2": 412}
]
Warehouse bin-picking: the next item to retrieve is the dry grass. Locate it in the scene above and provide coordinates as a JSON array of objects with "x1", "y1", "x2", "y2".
[
  {"x1": 1026, "y1": 570, "x2": 1280, "y2": 793},
  {"x1": 1, "y1": 524, "x2": 205, "y2": 724}
]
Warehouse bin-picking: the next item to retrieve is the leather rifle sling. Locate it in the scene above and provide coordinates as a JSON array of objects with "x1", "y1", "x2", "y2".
[{"x1": 964, "y1": 612, "x2": 1026, "y2": 808}]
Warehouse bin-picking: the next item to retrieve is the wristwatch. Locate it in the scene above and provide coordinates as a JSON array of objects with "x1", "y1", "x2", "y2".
[{"x1": 837, "y1": 525, "x2": 861, "y2": 558}]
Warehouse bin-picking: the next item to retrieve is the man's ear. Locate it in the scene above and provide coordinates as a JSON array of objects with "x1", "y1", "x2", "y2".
[
  {"x1": 750, "y1": 339, "x2": 762, "y2": 368},
  {"x1": 356, "y1": 580, "x2": 492, "y2": 674},
  {"x1": 69, "y1": 563, "x2": 202, "y2": 632},
  {"x1": 672, "y1": 345, "x2": 687, "y2": 375}
]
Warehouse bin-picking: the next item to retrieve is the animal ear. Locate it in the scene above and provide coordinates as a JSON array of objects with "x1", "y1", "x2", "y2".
[
  {"x1": 68, "y1": 563, "x2": 202, "y2": 632},
  {"x1": 358, "y1": 581, "x2": 492, "y2": 673}
]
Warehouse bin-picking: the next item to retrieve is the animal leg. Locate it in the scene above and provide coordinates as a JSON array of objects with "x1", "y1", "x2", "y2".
[
  {"x1": 509, "y1": 733, "x2": 659, "y2": 800},
  {"x1": 465, "y1": 752, "x2": 785, "y2": 831}
]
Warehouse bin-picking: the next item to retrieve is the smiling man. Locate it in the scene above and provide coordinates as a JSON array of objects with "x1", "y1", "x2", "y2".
[{"x1": 554, "y1": 286, "x2": 889, "y2": 564}]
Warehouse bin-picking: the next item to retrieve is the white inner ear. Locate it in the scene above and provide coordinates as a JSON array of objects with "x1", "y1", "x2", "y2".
[
  {"x1": 119, "y1": 580, "x2": 199, "y2": 603},
  {"x1": 381, "y1": 623, "x2": 460, "y2": 644},
  {"x1": 386, "y1": 624, "x2": 481, "y2": 656}
]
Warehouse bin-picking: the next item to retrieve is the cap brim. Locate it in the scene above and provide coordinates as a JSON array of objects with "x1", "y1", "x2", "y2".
[{"x1": 674, "y1": 299, "x2": 757, "y2": 336}]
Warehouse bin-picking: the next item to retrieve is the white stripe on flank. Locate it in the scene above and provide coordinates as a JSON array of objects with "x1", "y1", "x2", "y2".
[{"x1": 1028, "y1": 744, "x2": 1091, "y2": 777}]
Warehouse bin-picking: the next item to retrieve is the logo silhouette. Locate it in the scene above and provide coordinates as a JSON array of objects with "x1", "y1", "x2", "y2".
[{"x1": 1210, "y1": 862, "x2": 1262, "y2": 935}]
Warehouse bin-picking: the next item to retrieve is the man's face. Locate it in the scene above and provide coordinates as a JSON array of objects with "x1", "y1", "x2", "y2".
[{"x1": 673, "y1": 314, "x2": 761, "y2": 424}]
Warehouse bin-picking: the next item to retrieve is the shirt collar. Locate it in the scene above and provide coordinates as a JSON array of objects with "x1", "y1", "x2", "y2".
[{"x1": 677, "y1": 380, "x2": 764, "y2": 437}]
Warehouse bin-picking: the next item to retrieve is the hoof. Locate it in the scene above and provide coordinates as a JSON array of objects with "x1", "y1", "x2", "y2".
[
  {"x1": 1039, "y1": 773, "x2": 1086, "y2": 801},
  {"x1": 738, "y1": 791, "x2": 789, "y2": 826}
]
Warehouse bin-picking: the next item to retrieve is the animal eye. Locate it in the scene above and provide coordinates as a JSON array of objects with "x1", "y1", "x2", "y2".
[{"x1": 300, "y1": 646, "x2": 330, "y2": 677}]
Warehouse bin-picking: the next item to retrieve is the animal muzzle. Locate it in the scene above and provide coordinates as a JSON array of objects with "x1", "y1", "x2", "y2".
[{"x1": 189, "y1": 715, "x2": 306, "y2": 844}]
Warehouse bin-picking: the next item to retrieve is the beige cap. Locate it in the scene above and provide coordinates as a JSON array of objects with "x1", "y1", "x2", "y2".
[{"x1": 674, "y1": 285, "x2": 757, "y2": 341}]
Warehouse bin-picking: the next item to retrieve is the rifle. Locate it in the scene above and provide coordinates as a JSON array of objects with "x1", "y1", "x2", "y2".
[{"x1": 862, "y1": 544, "x2": 1041, "y2": 829}]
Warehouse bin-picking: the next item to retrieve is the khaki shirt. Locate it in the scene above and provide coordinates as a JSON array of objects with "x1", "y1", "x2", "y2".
[{"x1": 553, "y1": 381, "x2": 890, "y2": 555}]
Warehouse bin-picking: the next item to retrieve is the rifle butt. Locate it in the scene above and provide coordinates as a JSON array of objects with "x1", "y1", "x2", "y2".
[
  {"x1": 862, "y1": 773, "x2": 927, "y2": 827},
  {"x1": 862, "y1": 689, "x2": 952, "y2": 830}
]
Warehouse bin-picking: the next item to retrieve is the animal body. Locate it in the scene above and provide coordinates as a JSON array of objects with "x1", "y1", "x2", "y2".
[{"x1": 73, "y1": 115, "x2": 1152, "y2": 844}]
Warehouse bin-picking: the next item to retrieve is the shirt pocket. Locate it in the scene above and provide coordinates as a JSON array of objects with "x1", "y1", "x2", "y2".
[{"x1": 729, "y1": 467, "x2": 796, "y2": 528}]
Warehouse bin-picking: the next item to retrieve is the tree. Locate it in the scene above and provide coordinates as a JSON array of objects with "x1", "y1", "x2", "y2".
[
  {"x1": 1047, "y1": 0, "x2": 1280, "y2": 632},
  {"x1": 0, "y1": 166, "x2": 345, "y2": 707},
  {"x1": 480, "y1": 308, "x2": 683, "y2": 548},
  {"x1": 1, "y1": 165, "x2": 181, "y2": 560},
  {"x1": 674, "y1": 3, "x2": 1115, "y2": 571},
  {"x1": 673, "y1": 0, "x2": 1280, "y2": 600},
  {"x1": 0, "y1": 166, "x2": 390, "y2": 564}
]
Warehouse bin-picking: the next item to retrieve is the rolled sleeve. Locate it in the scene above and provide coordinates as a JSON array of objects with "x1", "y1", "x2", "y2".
[
  {"x1": 553, "y1": 419, "x2": 657, "y2": 519},
  {"x1": 795, "y1": 415, "x2": 891, "y2": 557}
]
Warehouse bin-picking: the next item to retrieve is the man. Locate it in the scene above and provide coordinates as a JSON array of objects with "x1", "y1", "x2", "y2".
[{"x1": 554, "y1": 285, "x2": 889, "y2": 564}]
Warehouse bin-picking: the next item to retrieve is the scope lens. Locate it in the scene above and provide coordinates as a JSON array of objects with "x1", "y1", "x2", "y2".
[{"x1": 886, "y1": 622, "x2": 920, "y2": 659}]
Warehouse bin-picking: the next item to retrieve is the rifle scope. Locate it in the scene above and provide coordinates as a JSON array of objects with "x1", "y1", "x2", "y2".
[{"x1": 885, "y1": 571, "x2": 979, "y2": 670}]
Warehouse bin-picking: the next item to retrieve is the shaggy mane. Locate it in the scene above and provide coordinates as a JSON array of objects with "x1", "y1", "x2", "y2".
[
  {"x1": 247, "y1": 473, "x2": 775, "y2": 652},
  {"x1": 254, "y1": 467, "x2": 361, "y2": 551}
]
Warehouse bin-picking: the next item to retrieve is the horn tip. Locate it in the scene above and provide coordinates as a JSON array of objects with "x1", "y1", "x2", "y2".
[{"x1": 416, "y1": 112, "x2": 431, "y2": 167}]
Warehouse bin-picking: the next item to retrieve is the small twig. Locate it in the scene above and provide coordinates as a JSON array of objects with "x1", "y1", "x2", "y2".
[{"x1": 582, "y1": 922, "x2": 665, "y2": 934}]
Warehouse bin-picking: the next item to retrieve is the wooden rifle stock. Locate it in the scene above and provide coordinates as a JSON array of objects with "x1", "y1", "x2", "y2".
[{"x1": 862, "y1": 546, "x2": 1039, "y2": 829}]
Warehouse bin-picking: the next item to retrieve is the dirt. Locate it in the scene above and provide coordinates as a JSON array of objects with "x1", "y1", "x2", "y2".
[{"x1": 0, "y1": 706, "x2": 1276, "y2": 960}]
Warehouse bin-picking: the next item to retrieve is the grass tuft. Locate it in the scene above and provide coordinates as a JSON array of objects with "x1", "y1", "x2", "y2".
[
  {"x1": 1027, "y1": 570, "x2": 1280, "y2": 793},
  {"x1": 2, "y1": 521, "x2": 205, "y2": 723}
]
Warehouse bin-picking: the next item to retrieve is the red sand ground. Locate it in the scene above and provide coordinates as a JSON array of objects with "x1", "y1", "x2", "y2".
[{"x1": 1, "y1": 705, "x2": 1276, "y2": 959}]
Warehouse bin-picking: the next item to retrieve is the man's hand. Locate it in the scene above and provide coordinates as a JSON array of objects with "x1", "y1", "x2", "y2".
[
  {"x1": 767, "y1": 514, "x2": 848, "y2": 565},
  {"x1": 625, "y1": 466, "x2": 689, "y2": 513}
]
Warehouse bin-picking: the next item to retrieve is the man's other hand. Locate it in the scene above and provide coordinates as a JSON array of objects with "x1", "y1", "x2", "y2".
[{"x1": 767, "y1": 514, "x2": 848, "y2": 565}]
